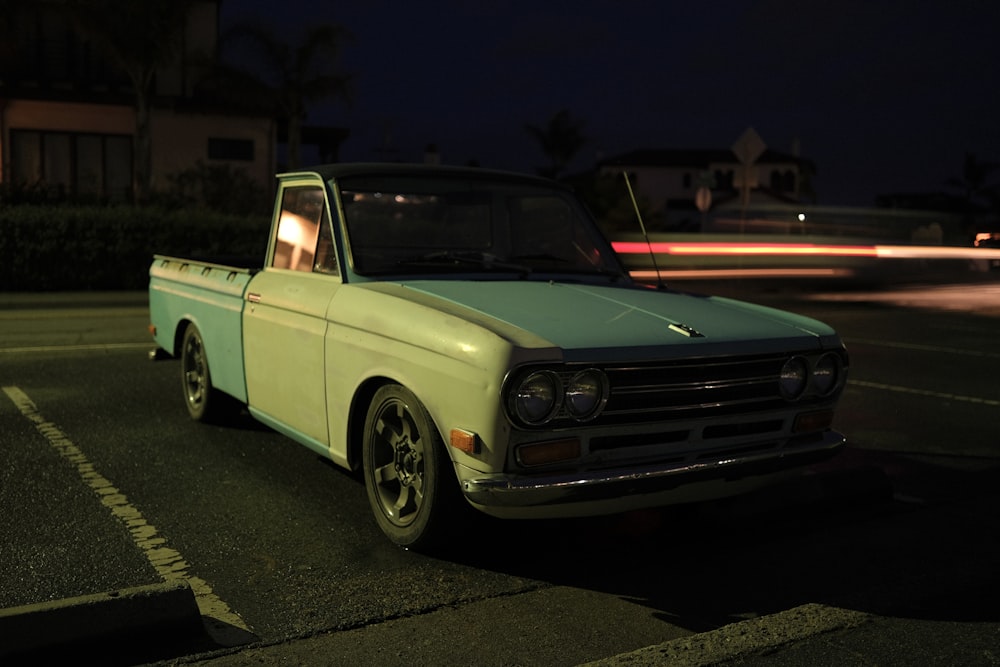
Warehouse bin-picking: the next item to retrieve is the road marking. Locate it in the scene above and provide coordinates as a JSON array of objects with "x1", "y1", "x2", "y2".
[
  {"x1": 0, "y1": 342, "x2": 153, "y2": 354},
  {"x1": 1, "y1": 385, "x2": 252, "y2": 641},
  {"x1": 845, "y1": 337, "x2": 1000, "y2": 359},
  {"x1": 848, "y1": 379, "x2": 1000, "y2": 406}
]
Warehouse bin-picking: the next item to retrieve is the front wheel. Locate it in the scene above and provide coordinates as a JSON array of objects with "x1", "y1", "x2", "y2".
[{"x1": 362, "y1": 384, "x2": 458, "y2": 550}]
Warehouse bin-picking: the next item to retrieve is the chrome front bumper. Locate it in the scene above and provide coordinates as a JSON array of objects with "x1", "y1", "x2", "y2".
[{"x1": 461, "y1": 430, "x2": 845, "y2": 509}]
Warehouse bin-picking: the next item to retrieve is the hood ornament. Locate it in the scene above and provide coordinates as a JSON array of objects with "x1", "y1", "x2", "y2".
[{"x1": 668, "y1": 322, "x2": 704, "y2": 338}]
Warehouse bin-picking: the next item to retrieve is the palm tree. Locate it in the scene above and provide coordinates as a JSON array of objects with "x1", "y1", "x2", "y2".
[
  {"x1": 946, "y1": 152, "x2": 1000, "y2": 236},
  {"x1": 221, "y1": 21, "x2": 352, "y2": 169},
  {"x1": 525, "y1": 109, "x2": 587, "y2": 179},
  {"x1": 64, "y1": 0, "x2": 196, "y2": 204},
  {"x1": 947, "y1": 152, "x2": 998, "y2": 204}
]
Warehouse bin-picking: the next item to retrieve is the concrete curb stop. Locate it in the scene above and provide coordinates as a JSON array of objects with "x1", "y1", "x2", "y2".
[
  {"x1": 0, "y1": 580, "x2": 205, "y2": 660},
  {"x1": 580, "y1": 603, "x2": 872, "y2": 667}
]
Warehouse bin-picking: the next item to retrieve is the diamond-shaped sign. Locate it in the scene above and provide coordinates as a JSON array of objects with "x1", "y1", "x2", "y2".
[{"x1": 732, "y1": 127, "x2": 766, "y2": 165}]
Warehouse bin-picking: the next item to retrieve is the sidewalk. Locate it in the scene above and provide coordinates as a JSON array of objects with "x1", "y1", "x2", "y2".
[
  {"x1": 0, "y1": 290, "x2": 148, "y2": 310},
  {"x1": 4, "y1": 586, "x2": 995, "y2": 666}
]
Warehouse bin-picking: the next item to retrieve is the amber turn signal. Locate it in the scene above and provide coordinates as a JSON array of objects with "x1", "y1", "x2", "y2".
[
  {"x1": 450, "y1": 429, "x2": 478, "y2": 454},
  {"x1": 793, "y1": 410, "x2": 834, "y2": 433}
]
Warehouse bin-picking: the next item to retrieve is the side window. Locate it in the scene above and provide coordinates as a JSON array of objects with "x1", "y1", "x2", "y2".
[
  {"x1": 272, "y1": 185, "x2": 338, "y2": 275},
  {"x1": 313, "y1": 209, "x2": 339, "y2": 275}
]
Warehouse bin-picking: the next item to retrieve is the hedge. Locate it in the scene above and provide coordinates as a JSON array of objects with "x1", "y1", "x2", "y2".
[{"x1": 0, "y1": 205, "x2": 271, "y2": 291}]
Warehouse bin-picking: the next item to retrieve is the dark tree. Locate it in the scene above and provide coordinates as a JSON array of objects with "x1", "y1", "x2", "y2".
[
  {"x1": 946, "y1": 152, "x2": 1000, "y2": 234},
  {"x1": 65, "y1": 0, "x2": 197, "y2": 205},
  {"x1": 525, "y1": 109, "x2": 587, "y2": 179},
  {"x1": 221, "y1": 21, "x2": 352, "y2": 169}
]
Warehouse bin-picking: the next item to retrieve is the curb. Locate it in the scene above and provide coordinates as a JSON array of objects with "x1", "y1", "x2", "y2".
[
  {"x1": 580, "y1": 603, "x2": 872, "y2": 666},
  {"x1": 0, "y1": 580, "x2": 205, "y2": 660},
  {"x1": 0, "y1": 291, "x2": 148, "y2": 310}
]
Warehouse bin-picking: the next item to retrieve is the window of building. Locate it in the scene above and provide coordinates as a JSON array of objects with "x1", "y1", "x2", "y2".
[
  {"x1": 76, "y1": 135, "x2": 103, "y2": 196},
  {"x1": 11, "y1": 131, "x2": 42, "y2": 184},
  {"x1": 714, "y1": 170, "x2": 734, "y2": 190},
  {"x1": 208, "y1": 137, "x2": 254, "y2": 161},
  {"x1": 4, "y1": 4, "x2": 127, "y2": 89},
  {"x1": 783, "y1": 170, "x2": 796, "y2": 192},
  {"x1": 9, "y1": 129, "x2": 133, "y2": 201},
  {"x1": 770, "y1": 169, "x2": 797, "y2": 193}
]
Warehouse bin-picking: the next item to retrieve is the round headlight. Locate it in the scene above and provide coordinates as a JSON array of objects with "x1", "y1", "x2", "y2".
[
  {"x1": 779, "y1": 357, "x2": 808, "y2": 400},
  {"x1": 812, "y1": 353, "x2": 840, "y2": 396},
  {"x1": 513, "y1": 371, "x2": 561, "y2": 424},
  {"x1": 565, "y1": 369, "x2": 608, "y2": 421}
]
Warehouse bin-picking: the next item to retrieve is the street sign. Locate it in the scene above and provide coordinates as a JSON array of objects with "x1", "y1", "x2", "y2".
[
  {"x1": 695, "y1": 186, "x2": 712, "y2": 212},
  {"x1": 731, "y1": 128, "x2": 766, "y2": 225},
  {"x1": 732, "y1": 127, "x2": 766, "y2": 164}
]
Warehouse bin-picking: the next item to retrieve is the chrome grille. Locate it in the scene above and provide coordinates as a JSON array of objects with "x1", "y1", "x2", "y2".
[{"x1": 577, "y1": 354, "x2": 794, "y2": 426}]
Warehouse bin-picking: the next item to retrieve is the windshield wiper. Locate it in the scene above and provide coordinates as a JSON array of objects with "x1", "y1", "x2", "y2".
[
  {"x1": 509, "y1": 253, "x2": 569, "y2": 263},
  {"x1": 509, "y1": 253, "x2": 627, "y2": 282},
  {"x1": 398, "y1": 251, "x2": 532, "y2": 275}
]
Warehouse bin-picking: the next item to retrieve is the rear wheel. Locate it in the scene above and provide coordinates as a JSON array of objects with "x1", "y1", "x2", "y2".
[
  {"x1": 180, "y1": 323, "x2": 221, "y2": 422},
  {"x1": 363, "y1": 384, "x2": 458, "y2": 550}
]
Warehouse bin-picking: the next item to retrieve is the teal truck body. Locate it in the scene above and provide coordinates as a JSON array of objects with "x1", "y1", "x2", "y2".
[
  {"x1": 149, "y1": 163, "x2": 848, "y2": 549},
  {"x1": 150, "y1": 257, "x2": 253, "y2": 403}
]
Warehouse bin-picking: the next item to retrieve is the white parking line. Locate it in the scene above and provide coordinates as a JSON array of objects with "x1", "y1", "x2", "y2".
[
  {"x1": 1, "y1": 385, "x2": 251, "y2": 641},
  {"x1": 848, "y1": 379, "x2": 1000, "y2": 406}
]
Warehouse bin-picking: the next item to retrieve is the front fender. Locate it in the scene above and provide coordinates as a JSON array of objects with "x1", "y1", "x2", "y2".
[{"x1": 323, "y1": 285, "x2": 557, "y2": 473}]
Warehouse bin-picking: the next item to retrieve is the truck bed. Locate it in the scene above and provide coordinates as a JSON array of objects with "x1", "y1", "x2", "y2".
[{"x1": 148, "y1": 255, "x2": 258, "y2": 403}]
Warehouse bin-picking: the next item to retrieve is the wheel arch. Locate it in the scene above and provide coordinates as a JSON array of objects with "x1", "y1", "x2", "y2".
[
  {"x1": 172, "y1": 317, "x2": 194, "y2": 356},
  {"x1": 346, "y1": 375, "x2": 455, "y2": 475},
  {"x1": 346, "y1": 376, "x2": 391, "y2": 473}
]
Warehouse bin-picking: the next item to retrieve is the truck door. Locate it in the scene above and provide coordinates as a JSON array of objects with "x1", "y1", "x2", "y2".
[{"x1": 243, "y1": 182, "x2": 341, "y2": 447}]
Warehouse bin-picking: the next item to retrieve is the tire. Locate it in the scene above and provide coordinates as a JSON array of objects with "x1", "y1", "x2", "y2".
[
  {"x1": 180, "y1": 323, "x2": 222, "y2": 422},
  {"x1": 362, "y1": 384, "x2": 458, "y2": 550}
]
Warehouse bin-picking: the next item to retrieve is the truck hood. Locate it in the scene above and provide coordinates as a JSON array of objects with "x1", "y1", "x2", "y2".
[{"x1": 391, "y1": 280, "x2": 839, "y2": 359}]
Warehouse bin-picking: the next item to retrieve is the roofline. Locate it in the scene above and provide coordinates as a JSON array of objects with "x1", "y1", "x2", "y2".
[
  {"x1": 600, "y1": 149, "x2": 816, "y2": 171},
  {"x1": 278, "y1": 162, "x2": 567, "y2": 188}
]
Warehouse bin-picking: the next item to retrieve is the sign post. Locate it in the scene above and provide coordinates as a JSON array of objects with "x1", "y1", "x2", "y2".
[
  {"x1": 694, "y1": 185, "x2": 711, "y2": 230},
  {"x1": 731, "y1": 127, "x2": 766, "y2": 231}
]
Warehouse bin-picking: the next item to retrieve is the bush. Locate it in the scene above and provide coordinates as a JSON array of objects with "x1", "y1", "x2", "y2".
[
  {"x1": 158, "y1": 161, "x2": 271, "y2": 217},
  {"x1": 0, "y1": 205, "x2": 270, "y2": 291}
]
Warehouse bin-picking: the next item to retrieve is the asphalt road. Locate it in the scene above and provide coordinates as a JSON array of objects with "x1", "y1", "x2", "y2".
[{"x1": 1, "y1": 280, "x2": 998, "y2": 665}]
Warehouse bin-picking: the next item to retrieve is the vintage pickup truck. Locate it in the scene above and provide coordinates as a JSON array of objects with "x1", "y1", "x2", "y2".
[{"x1": 149, "y1": 163, "x2": 848, "y2": 549}]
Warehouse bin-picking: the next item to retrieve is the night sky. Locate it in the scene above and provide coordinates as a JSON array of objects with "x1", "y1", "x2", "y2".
[{"x1": 222, "y1": 0, "x2": 1000, "y2": 207}]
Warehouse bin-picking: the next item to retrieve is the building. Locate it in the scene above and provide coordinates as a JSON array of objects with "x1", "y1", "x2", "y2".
[
  {"x1": 0, "y1": 0, "x2": 345, "y2": 203},
  {"x1": 597, "y1": 146, "x2": 815, "y2": 230}
]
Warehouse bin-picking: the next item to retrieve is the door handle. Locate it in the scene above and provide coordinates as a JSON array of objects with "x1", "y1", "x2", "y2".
[{"x1": 247, "y1": 292, "x2": 261, "y2": 303}]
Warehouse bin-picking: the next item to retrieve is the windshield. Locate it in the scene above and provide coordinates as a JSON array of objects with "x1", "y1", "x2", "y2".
[{"x1": 335, "y1": 175, "x2": 625, "y2": 280}]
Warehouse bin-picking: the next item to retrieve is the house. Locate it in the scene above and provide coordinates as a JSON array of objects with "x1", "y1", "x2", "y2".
[
  {"x1": 597, "y1": 145, "x2": 815, "y2": 230},
  {"x1": 0, "y1": 0, "x2": 345, "y2": 203}
]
